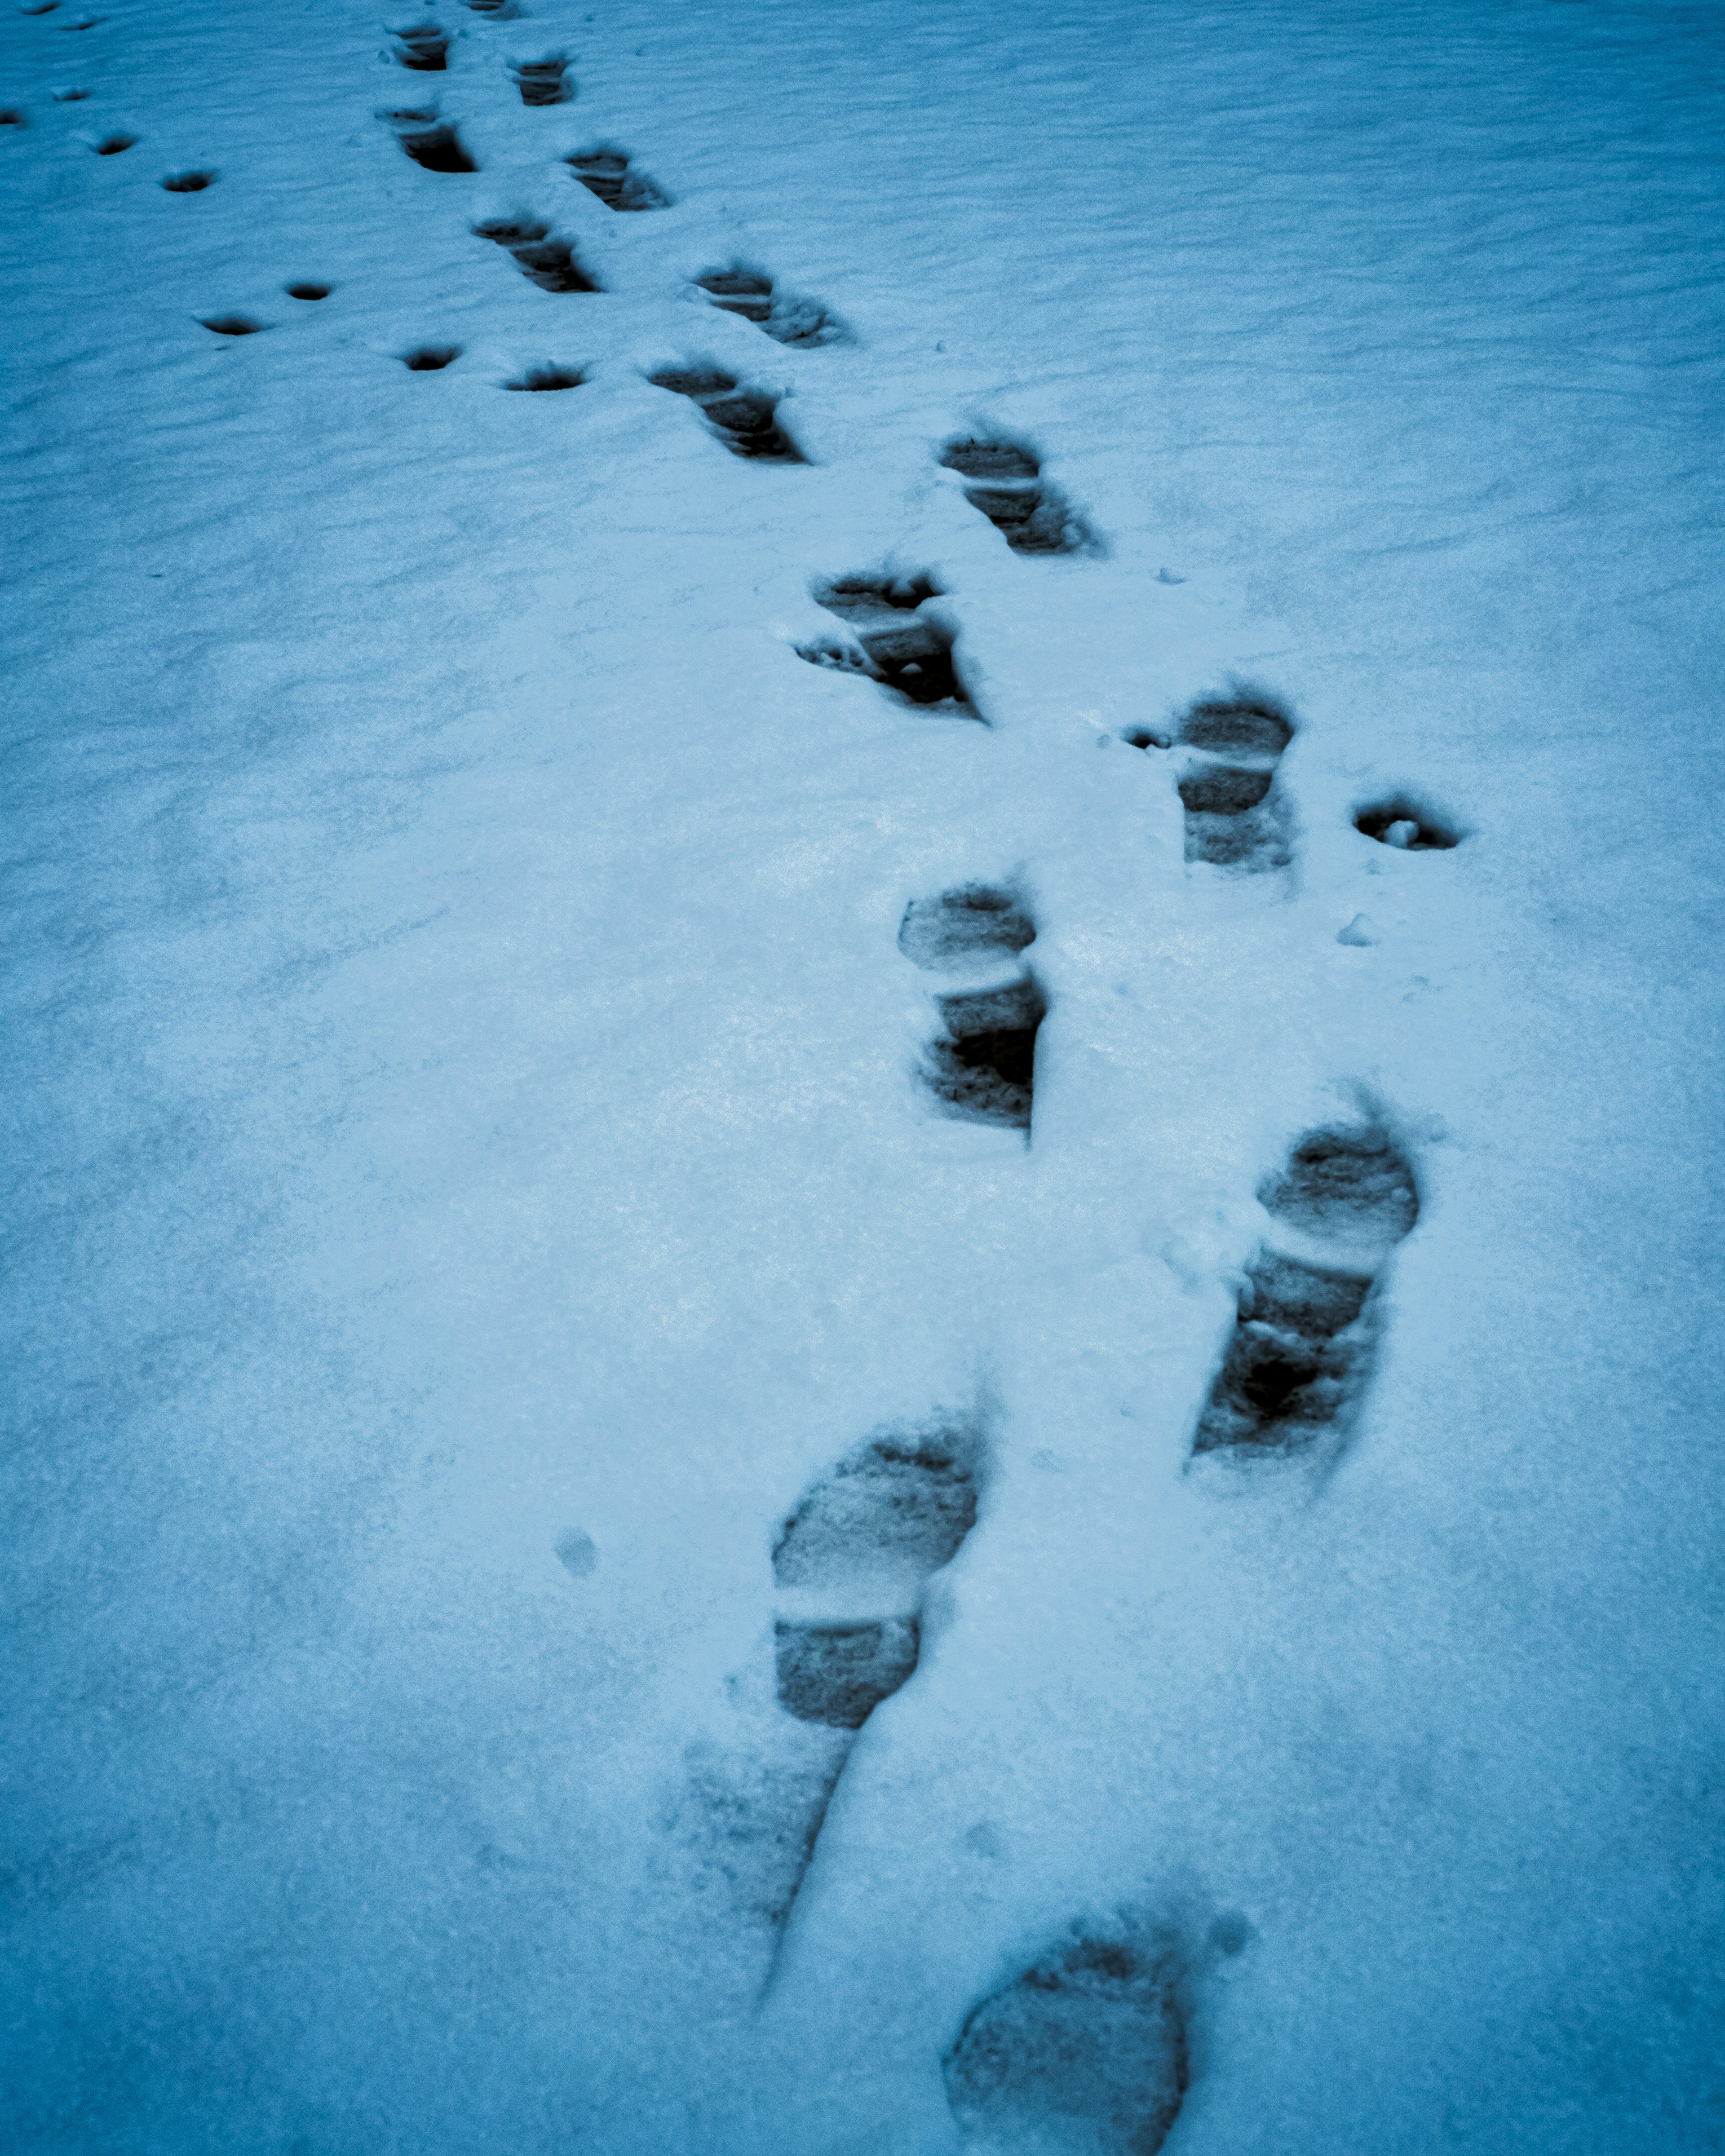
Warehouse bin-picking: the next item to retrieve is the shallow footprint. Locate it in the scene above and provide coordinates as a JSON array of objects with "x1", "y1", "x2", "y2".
[
  {"x1": 1173, "y1": 694, "x2": 1294, "y2": 871},
  {"x1": 772, "y1": 1421, "x2": 983, "y2": 1726},
  {"x1": 1191, "y1": 1122, "x2": 1419, "y2": 1460},
  {"x1": 945, "y1": 1924, "x2": 1189, "y2": 2156},
  {"x1": 899, "y1": 885, "x2": 1035, "y2": 971},
  {"x1": 673, "y1": 1418, "x2": 986, "y2": 1960}
]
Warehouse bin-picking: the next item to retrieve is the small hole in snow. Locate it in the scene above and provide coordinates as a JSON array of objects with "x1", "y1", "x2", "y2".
[
  {"x1": 504, "y1": 365, "x2": 583, "y2": 390},
  {"x1": 285, "y1": 281, "x2": 332, "y2": 300},
  {"x1": 401, "y1": 344, "x2": 461, "y2": 370},
  {"x1": 200, "y1": 314, "x2": 263, "y2": 336},
  {"x1": 93, "y1": 130, "x2": 134, "y2": 153},
  {"x1": 1354, "y1": 800, "x2": 1460, "y2": 851},
  {"x1": 162, "y1": 168, "x2": 215, "y2": 190}
]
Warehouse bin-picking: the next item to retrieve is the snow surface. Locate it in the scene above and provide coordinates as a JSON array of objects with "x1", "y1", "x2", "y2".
[{"x1": 2, "y1": 0, "x2": 1722, "y2": 2148}]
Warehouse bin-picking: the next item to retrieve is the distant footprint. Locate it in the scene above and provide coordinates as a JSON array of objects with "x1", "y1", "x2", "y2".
[
  {"x1": 390, "y1": 22, "x2": 449, "y2": 71},
  {"x1": 161, "y1": 168, "x2": 216, "y2": 191},
  {"x1": 1171, "y1": 694, "x2": 1294, "y2": 871},
  {"x1": 944, "y1": 1921, "x2": 1202, "y2": 2156},
  {"x1": 1191, "y1": 1122, "x2": 1419, "y2": 1461},
  {"x1": 473, "y1": 215, "x2": 601, "y2": 292},
  {"x1": 647, "y1": 367, "x2": 802, "y2": 461},
  {"x1": 565, "y1": 146, "x2": 670, "y2": 211},
  {"x1": 694, "y1": 265, "x2": 846, "y2": 347},
  {"x1": 797, "y1": 574, "x2": 973, "y2": 713},
  {"x1": 91, "y1": 130, "x2": 134, "y2": 154},
  {"x1": 676, "y1": 1419, "x2": 985, "y2": 1956},
  {"x1": 938, "y1": 437, "x2": 1096, "y2": 556},
  {"x1": 510, "y1": 53, "x2": 571, "y2": 105},
  {"x1": 902, "y1": 886, "x2": 1044, "y2": 1134}
]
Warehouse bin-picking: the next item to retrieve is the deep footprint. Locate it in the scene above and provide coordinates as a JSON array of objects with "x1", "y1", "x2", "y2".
[
  {"x1": 695, "y1": 265, "x2": 844, "y2": 346},
  {"x1": 394, "y1": 119, "x2": 478, "y2": 172},
  {"x1": 1192, "y1": 1123, "x2": 1419, "y2": 1457},
  {"x1": 566, "y1": 147, "x2": 669, "y2": 210},
  {"x1": 945, "y1": 1926, "x2": 1190, "y2": 2156},
  {"x1": 938, "y1": 436, "x2": 1095, "y2": 555},
  {"x1": 924, "y1": 977, "x2": 1045, "y2": 1132},
  {"x1": 1173, "y1": 694, "x2": 1294, "y2": 870},
  {"x1": 799, "y1": 575, "x2": 971, "y2": 710},
  {"x1": 473, "y1": 216, "x2": 600, "y2": 292},
  {"x1": 648, "y1": 368, "x2": 801, "y2": 461},
  {"x1": 511, "y1": 55, "x2": 571, "y2": 105},
  {"x1": 391, "y1": 23, "x2": 448, "y2": 69}
]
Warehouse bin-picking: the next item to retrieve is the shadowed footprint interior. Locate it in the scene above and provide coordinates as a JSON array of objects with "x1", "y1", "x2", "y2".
[
  {"x1": 1192, "y1": 1123, "x2": 1419, "y2": 1458},
  {"x1": 924, "y1": 978, "x2": 1045, "y2": 1132},
  {"x1": 799, "y1": 574, "x2": 971, "y2": 710},
  {"x1": 395, "y1": 120, "x2": 478, "y2": 172},
  {"x1": 511, "y1": 55, "x2": 571, "y2": 104},
  {"x1": 566, "y1": 146, "x2": 670, "y2": 209},
  {"x1": 648, "y1": 367, "x2": 802, "y2": 460},
  {"x1": 939, "y1": 436, "x2": 1096, "y2": 555},
  {"x1": 695, "y1": 265, "x2": 845, "y2": 346},
  {"x1": 391, "y1": 23, "x2": 448, "y2": 70},
  {"x1": 473, "y1": 216, "x2": 601, "y2": 292}
]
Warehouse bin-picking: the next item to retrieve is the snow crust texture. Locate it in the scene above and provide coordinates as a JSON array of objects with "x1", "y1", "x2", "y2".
[{"x1": 3, "y1": 0, "x2": 1722, "y2": 2149}]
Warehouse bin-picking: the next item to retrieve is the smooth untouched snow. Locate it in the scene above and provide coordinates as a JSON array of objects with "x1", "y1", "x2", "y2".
[{"x1": 2, "y1": 0, "x2": 1721, "y2": 2151}]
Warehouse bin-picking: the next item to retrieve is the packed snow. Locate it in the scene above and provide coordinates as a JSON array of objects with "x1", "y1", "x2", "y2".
[{"x1": 2, "y1": 0, "x2": 1721, "y2": 2149}]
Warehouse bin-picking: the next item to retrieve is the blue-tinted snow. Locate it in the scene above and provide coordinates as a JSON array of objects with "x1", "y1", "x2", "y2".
[{"x1": 2, "y1": 0, "x2": 1721, "y2": 2149}]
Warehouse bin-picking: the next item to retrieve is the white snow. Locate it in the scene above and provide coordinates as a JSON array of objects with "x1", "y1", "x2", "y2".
[{"x1": 2, "y1": 0, "x2": 1721, "y2": 2149}]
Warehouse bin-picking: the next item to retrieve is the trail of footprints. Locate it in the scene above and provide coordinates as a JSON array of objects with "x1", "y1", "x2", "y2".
[{"x1": 24, "y1": 3, "x2": 1471, "y2": 2138}]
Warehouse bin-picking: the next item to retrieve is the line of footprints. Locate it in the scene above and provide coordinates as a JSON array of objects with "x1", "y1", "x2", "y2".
[{"x1": 14, "y1": 6, "x2": 1463, "y2": 2146}]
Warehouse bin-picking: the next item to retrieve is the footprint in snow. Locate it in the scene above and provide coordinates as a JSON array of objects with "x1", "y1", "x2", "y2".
[
  {"x1": 945, "y1": 1916, "x2": 1247, "y2": 2156},
  {"x1": 673, "y1": 1419, "x2": 985, "y2": 1962},
  {"x1": 511, "y1": 53, "x2": 571, "y2": 105},
  {"x1": 566, "y1": 146, "x2": 671, "y2": 211},
  {"x1": 385, "y1": 108, "x2": 479, "y2": 172},
  {"x1": 1190, "y1": 1120, "x2": 1420, "y2": 1464},
  {"x1": 648, "y1": 367, "x2": 802, "y2": 461},
  {"x1": 1164, "y1": 692, "x2": 1296, "y2": 872},
  {"x1": 390, "y1": 22, "x2": 449, "y2": 71},
  {"x1": 694, "y1": 265, "x2": 846, "y2": 347},
  {"x1": 797, "y1": 573, "x2": 974, "y2": 714},
  {"x1": 938, "y1": 436, "x2": 1097, "y2": 556},
  {"x1": 901, "y1": 886, "x2": 1045, "y2": 1135},
  {"x1": 473, "y1": 215, "x2": 601, "y2": 292}
]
